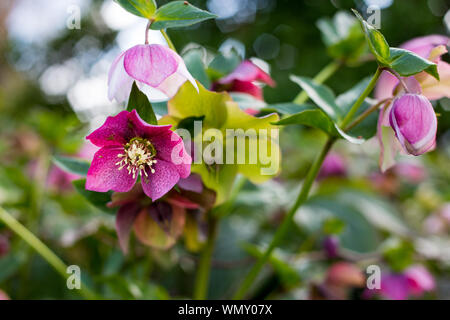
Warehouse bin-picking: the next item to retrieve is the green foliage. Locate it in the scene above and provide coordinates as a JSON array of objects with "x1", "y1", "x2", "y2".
[
  {"x1": 127, "y1": 82, "x2": 157, "y2": 125},
  {"x1": 72, "y1": 179, "x2": 115, "y2": 214},
  {"x1": 352, "y1": 10, "x2": 438, "y2": 79},
  {"x1": 52, "y1": 155, "x2": 90, "y2": 176},
  {"x1": 317, "y1": 11, "x2": 367, "y2": 63},
  {"x1": 151, "y1": 1, "x2": 217, "y2": 30},
  {"x1": 114, "y1": 0, "x2": 157, "y2": 18}
]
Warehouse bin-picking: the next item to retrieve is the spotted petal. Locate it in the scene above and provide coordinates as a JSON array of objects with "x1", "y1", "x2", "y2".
[
  {"x1": 141, "y1": 159, "x2": 180, "y2": 201},
  {"x1": 86, "y1": 146, "x2": 137, "y2": 193}
]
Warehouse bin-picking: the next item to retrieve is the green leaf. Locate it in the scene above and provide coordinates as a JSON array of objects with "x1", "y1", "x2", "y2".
[
  {"x1": 207, "y1": 50, "x2": 242, "y2": 80},
  {"x1": 53, "y1": 155, "x2": 90, "y2": 176},
  {"x1": 274, "y1": 105, "x2": 364, "y2": 144},
  {"x1": 73, "y1": 179, "x2": 115, "y2": 214},
  {"x1": 114, "y1": 0, "x2": 157, "y2": 18},
  {"x1": 263, "y1": 103, "x2": 306, "y2": 115},
  {"x1": 290, "y1": 75, "x2": 342, "y2": 121},
  {"x1": 352, "y1": 9, "x2": 390, "y2": 64},
  {"x1": 127, "y1": 82, "x2": 157, "y2": 125},
  {"x1": 160, "y1": 81, "x2": 228, "y2": 129},
  {"x1": 151, "y1": 1, "x2": 217, "y2": 30},
  {"x1": 182, "y1": 47, "x2": 211, "y2": 88},
  {"x1": 388, "y1": 47, "x2": 439, "y2": 80},
  {"x1": 317, "y1": 11, "x2": 367, "y2": 62}
]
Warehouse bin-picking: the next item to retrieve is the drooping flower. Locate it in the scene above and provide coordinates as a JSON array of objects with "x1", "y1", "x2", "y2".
[
  {"x1": 86, "y1": 110, "x2": 191, "y2": 201},
  {"x1": 318, "y1": 153, "x2": 347, "y2": 179},
  {"x1": 109, "y1": 174, "x2": 215, "y2": 252},
  {"x1": 389, "y1": 94, "x2": 437, "y2": 156},
  {"x1": 213, "y1": 60, "x2": 275, "y2": 100},
  {"x1": 108, "y1": 44, "x2": 198, "y2": 103}
]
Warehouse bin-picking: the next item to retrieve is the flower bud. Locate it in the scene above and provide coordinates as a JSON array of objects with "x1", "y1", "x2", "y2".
[{"x1": 389, "y1": 94, "x2": 437, "y2": 156}]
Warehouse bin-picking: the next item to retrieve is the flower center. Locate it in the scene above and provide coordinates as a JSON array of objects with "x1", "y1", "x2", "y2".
[{"x1": 116, "y1": 137, "x2": 157, "y2": 179}]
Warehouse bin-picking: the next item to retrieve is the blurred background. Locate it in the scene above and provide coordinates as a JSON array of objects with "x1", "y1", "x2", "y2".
[{"x1": 0, "y1": 0, "x2": 449, "y2": 300}]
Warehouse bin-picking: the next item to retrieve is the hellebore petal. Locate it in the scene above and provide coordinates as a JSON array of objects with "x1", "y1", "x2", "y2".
[
  {"x1": 177, "y1": 173, "x2": 203, "y2": 193},
  {"x1": 218, "y1": 60, "x2": 275, "y2": 86},
  {"x1": 86, "y1": 110, "x2": 136, "y2": 147},
  {"x1": 108, "y1": 44, "x2": 198, "y2": 103},
  {"x1": 116, "y1": 202, "x2": 141, "y2": 253},
  {"x1": 216, "y1": 60, "x2": 275, "y2": 100},
  {"x1": 379, "y1": 273, "x2": 410, "y2": 300},
  {"x1": 404, "y1": 265, "x2": 435, "y2": 296},
  {"x1": 141, "y1": 160, "x2": 181, "y2": 201},
  {"x1": 133, "y1": 204, "x2": 186, "y2": 249},
  {"x1": 401, "y1": 35, "x2": 450, "y2": 60},
  {"x1": 86, "y1": 146, "x2": 138, "y2": 193},
  {"x1": 124, "y1": 44, "x2": 178, "y2": 87},
  {"x1": 86, "y1": 110, "x2": 191, "y2": 200},
  {"x1": 418, "y1": 60, "x2": 450, "y2": 100},
  {"x1": 375, "y1": 35, "x2": 449, "y2": 101},
  {"x1": 389, "y1": 94, "x2": 437, "y2": 156},
  {"x1": 377, "y1": 102, "x2": 402, "y2": 172},
  {"x1": 108, "y1": 51, "x2": 134, "y2": 103}
]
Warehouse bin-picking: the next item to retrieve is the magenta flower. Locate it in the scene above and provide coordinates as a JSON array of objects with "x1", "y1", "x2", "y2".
[
  {"x1": 86, "y1": 110, "x2": 191, "y2": 201},
  {"x1": 389, "y1": 94, "x2": 437, "y2": 156},
  {"x1": 213, "y1": 60, "x2": 275, "y2": 100},
  {"x1": 108, "y1": 44, "x2": 198, "y2": 103}
]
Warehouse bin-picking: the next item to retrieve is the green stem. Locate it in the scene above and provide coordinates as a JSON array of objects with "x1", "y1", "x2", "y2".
[
  {"x1": 161, "y1": 29, "x2": 177, "y2": 52},
  {"x1": 294, "y1": 61, "x2": 341, "y2": 104},
  {"x1": 345, "y1": 98, "x2": 391, "y2": 132},
  {"x1": 193, "y1": 216, "x2": 219, "y2": 300},
  {"x1": 0, "y1": 207, "x2": 98, "y2": 300},
  {"x1": 341, "y1": 67, "x2": 382, "y2": 128},
  {"x1": 232, "y1": 137, "x2": 335, "y2": 299},
  {"x1": 233, "y1": 66, "x2": 383, "y2": 299}
]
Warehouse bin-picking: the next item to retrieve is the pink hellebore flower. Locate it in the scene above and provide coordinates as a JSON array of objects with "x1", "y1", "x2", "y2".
[
  {"x1": 389, "y1": 94, "x2": 437, "y2": 156},
  {"x1": 86, "y1": 110, "x2": 191, "y2": 201},
  {"x1": 214, "y1": 60, "x2": 275, "y2": 100},
  {"x1": 375, "y1": 35, "x2": 448, "y2": 171},
  {"x1": 108, "y1": 44, "x2": 198, "y2": 103}
]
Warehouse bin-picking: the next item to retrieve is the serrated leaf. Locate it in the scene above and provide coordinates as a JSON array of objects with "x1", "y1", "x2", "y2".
[
  {"x1": 53, "y1": 155, "x2": 90, "y2": 176},
  {"x1": 127, "y1": 82, "x2": 157, "y2": 125},
  {"x1": 290, "y1": 75, "x2": 342, "y2": 121},
  {"x1": 73, "y1": 179, "x2": 115, "y2": 214},
  {"x1": 151, "y1": 1, "x2": 217, "y2": 30},
  {"x1": 388, "y1": 47, "x2": 439, "y2": 80},
  {"x1": 352, "y1": 9, "x2": 390, "y2": 64},
  {"x1": 114, "y1": 0, "x2": 157, "y2": 18}
]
